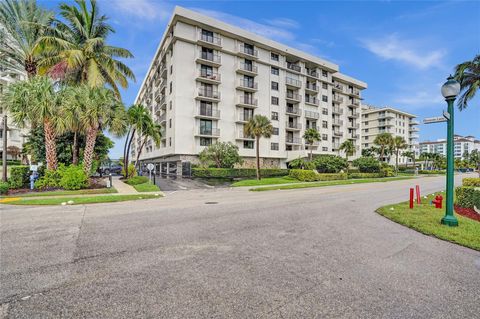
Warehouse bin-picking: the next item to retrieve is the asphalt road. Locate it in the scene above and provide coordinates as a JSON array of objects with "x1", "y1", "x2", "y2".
[{"x1": 1, "y1": 174, "x2": 479, "y2": 318}]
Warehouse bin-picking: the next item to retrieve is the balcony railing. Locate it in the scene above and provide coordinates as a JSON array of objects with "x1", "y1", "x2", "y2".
[
  {"x1": 239, "y1": 44, "x2": 258, "y2": 57},
  {"x1": 286, "y1": 107, "x2": 301, "y2": 115},
  {"x1": 410, "y1": 120, "x2": 420, "y2": 125},
  {"x1": 305, "y1": 96, "x2": 319, "y2": 105},
  {"x1": 305, "y1": 82, "x2": 318, "y2": 92},
  {"x1": 237, "y1": 62, "x2": 258, "y2": 74},
  {"x1": 332, "y1": 119, "x2": 343, "y2": 126},
  {"x1": 332, "y1": 143, "x2": 340, "y2": 149},
  {"x1": 238, "y1": 95, "x2": 258, "y2": 106},
  {"x1": 332, "y1": 107, "x2": 343, "y2": 115},
  {"x1": 347, "y1": 112, "x2": 360, "y2": 118},
  {"x1": 349, "y1": 99, "x2": 360, "y2": 107},
  {"x1": 286, "y1": 137, "x2": 302, "y2": 144},
  {"x1": 333, "y1": 82, "x2": 344, "y2": 92},
  {"x1": 238, "y1": 79, "x2": 258, "y2": 90},
  {"x1": 306, "y1": 125, "x2": 320, "y2": 131},
  {"x1": 198, "y1": 128, "x2": 220, "y2": 136},
  {"x1": 306, "y1": 69, "x2": 318, "y2": 78},
  {"x1": 158, "y1": 113, "x2": 166, "y2": 123},
  {"x1": 198, "y1": 71, "x2": 221, "y2": 82},
  {"x1": 198, "y1": 88, "x2": 221, "y2": 99},
  {"x1": 349, "y1": 134, "x2": 360, "y2": 139},
  {"x1": 348, "y1": 122, "x2": 360, "y2": 129},
  {"x1": 285, "y1": 121, "x2": 302, "y2": 130},
  {"x1": 286, "y1": 91, "x2": 302, "y2": 102},
  {"x1": 332, "y1": 96, "x2": 343, "y2": 104},
  {"x1": 378, "y1": 113, "x2": 394, "y2": 119},
  {"x1": 410, "y1": 127, "x2": 419, "y2": 132},
  {"x1": 198, "y1": 52, "x2": 221, "y2": 64},
  {"x1": 198, "y1": 31, "x2": 222, "y2": 46},
  {"x1": 287, "y1": 62, "x2": 301, "y2": 73},
  {"x1": 285, "y1": 77, "x2": 302, "y2": 88},
  {"x1": 333, "y1": 131, "x2": 343, "y2": 137},
  {"x1": 350, "y1": 89, "x2": 360, "y2": 96},
  {"x1": 197, "y1": 108, "x2": 221, "y2": 118},
  {"x1": 237, "y1": 130, "x2": 254, "y2": 140},
  {"x1": 237, "y1": 113, "x2": 253, "y2": 122},
  {"x1": 304, "y1": 110, "x2": 320, "y2": 119}
]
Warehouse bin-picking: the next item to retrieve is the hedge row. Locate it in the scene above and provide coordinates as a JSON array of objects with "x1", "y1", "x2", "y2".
[
  {"x1": 456, "y1": 186, "x2": 480, "y2": 209},
  {"x1": 0, "y1": 160, "x2": 21, "y2": 165},
  {"x1": 192, "y1": 168, "x2": 289, "y2": 178},
  {"x1": 289, "y1": 169, "x2": 347, "y2": 182},
  {"x1": 462, "y1": 178, "x2": 480, "y2": 187},
  {"x1": 419, "y1": 170, "x2": 445, "y2": 175},
  {"x1": 348, "y1": 172, "x2": 385, "y2": 179},
  {"x1": 9, "y1": 166, "x2": 30, "y2": 189}
]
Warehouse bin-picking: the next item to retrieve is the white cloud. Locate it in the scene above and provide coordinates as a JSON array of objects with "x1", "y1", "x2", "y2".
[
  {"x1": 263, "y1": 18, "x2": 300, "y2": 29},
  {"x1": 360, "y1": 34, "x2": 446, "y2": 69},
  {"x1": 106, "y1": 0, "x2": 171, "y2": 21}
]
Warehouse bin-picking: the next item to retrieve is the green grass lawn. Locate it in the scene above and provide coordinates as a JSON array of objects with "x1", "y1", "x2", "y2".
[
  {"x1": 377, "y1": 193, "x2": 480, "y2": 251},
  {"x1": 0, "y1": 187, "x2": 117, "y2": 198},
  {"x1": 132, "y1": 182, "x2": 161, "y2": 192},
  {"x1": 2, "y1": 194, "x2": 161, "y2": 205},
  {"x1": 231, "y1": 176, "x2": 299, "y2": 187},
  {"x1": 250, "y1": 176, "x2": 414, "y2": 191}
]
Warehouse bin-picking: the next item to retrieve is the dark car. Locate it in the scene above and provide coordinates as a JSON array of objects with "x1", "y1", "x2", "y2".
[{"x1": 100, "y1": 164, "x2": 122, "y2": 176}]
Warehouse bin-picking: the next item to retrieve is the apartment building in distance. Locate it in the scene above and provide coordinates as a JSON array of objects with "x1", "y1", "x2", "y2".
[
  {"x1": 132, "y1": 6, "x2": 367, "y2": 174},
  {"x1": 419, "y1": 135, "x2": 480, "y2": 159},
  {"x1": 361, "y1": 105, "x2": 419, "y2": 165}
]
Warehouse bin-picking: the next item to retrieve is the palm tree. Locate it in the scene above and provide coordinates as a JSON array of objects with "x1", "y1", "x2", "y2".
[
  {"x1": 123, "y1": 104, "x2": 152, "y2": 176},
  {"x1": 374, "y1": 133, "x2": 393, "y2": 163},
  {"x1": 454, "y1": 54, "x2": 479, "y2": 110},
  {"x1": 303, "y1": 128, "x2": 320, "y2": 161},
  {"x1": 244, "y1": 115, "x2": 273, "y2": 180},
  {"x1": 134, "y1": 122, "x2": 162, "y2": 170},
  {"x1": 39, "y1": 0, "x2": 135, "y2": 95},
  {"x1": 392, "y1": 136, "x2": 407, "y2": 174},
  {"x1": 74, "y1": 85, "x2": 127, "y2": 174},
  {"x1": 362, "y1": 146, "x2": 378, "y2": 158},
  {"x1": 0, "y1": 0, "x2": 54, "y2": 77},
  {"x1": 339, "y1": 139, "x2": 355, "y2": 162},
  {"x1": 2, "y1": 76, "x2": 62, "y2": 169},
  {"x1": 402, "y1": 150, "x2": 416, "y2": 168}
]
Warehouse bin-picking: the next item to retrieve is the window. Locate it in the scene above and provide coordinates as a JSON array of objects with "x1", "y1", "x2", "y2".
[
  {"x1": 365, "y1": 136, "x2": 369, "y2": 140},
  {"x1": 364, "y1": 114, "x2": 368, "y2": 118},
  {"x1": 200, "y1": 101, "x2": 213, "y2": 116},
  {"x1": 200, "y1": 64, "x2": 213, "y2": 77},
  {"x1": 244, "y1": 140, "x2": 254, "y2": 149},
  {"x1": 169, "y1": 137, "x2": 172, "y2": 147},
  {"x1": 271, "y1": 96, "x2": 279, "y2": 105},
  {"x1": 322, "y1": 147, "x2": 328, "y2": 151},
  {"x1": 271, "y1": 111, "x2": 278, "y2": 120},
  {"x1": 271, "y1": 142, "x2": 279, "y2": 150},
  {"x1": 271, "y1": 67, "x2": 279, "y2": 75},
  {"x1": 365, "y1": 121, "x2": 369, "y2": 125},
  {"x1": 322, "y1": 121, "x2": 328, "y2": 128},
  {"x1": 272, "y1": 127, "x2": 279, "y2": 135},
  {"x1": 200, "y1": 119, "x2": 212, "y2": 135},
  {"x1": 200, "y1": 137, "x2": 212, "y2": 146},
  {"x1": 271, "y1": 81, "x2": 279, "y2": 90},
  {"x1": 271, "y1": 52, "x2": 279, "y2": 61},
  {"x1": 322, "y1": 95, "x2": 328, "y2": 102},
  {"x1": 322, "y1": 134, "x2": 328, "y2": 141},
  {"x1": 170, "y1": 65, "x2": 173, "y2": 74},
  {"x1": 169, "y1": 82, "x2": 172, "y2": 94},
  {"x1": 322, "y1": 108, "x2": 328, "y2": 115},
  {"x1": 169, "y1": 119, "x2": 172, "y2": 128},
  {"x1": 322, "y1": 83, "x2": 328, "y2": 89},
  {"x1": 364, "y1": 128, "x2": 369, "y2": 133},
  {"x1": 322, "y1": 70, "x2": 328, "y2": 77},
  {"x1": 169, "y1": 101, "x2": 172, "y2": 110}
]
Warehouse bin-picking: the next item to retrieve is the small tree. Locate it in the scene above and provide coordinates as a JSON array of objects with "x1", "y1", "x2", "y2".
[
  {"x1": 392, "y1": 136, "x2": 407, "y2": 174},
  {"x1": 244, "y1": 115, "x2": 273, "y2": 180},
  {"x1": 402, "y1": 150, "x2": 416, "y2": 169},
  {"x1": 199, "y1": 142, "x2": 242, "y2": 168},
  {"x1": 374, "y1": 133, "x2": 393, "y2": 163},
  {"x1": 303, "y1": 128, "x2": 320, "y2": 161}
]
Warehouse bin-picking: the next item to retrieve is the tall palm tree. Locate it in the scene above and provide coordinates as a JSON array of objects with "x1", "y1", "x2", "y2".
[
  {"x1": 402, "y1": 150, "x2": 416, "y2": 168},
  {"x1": 339, "y1": 139, "x2": 355, "y2": 162},
  {"x1": 244, "y1": 115, "x2": 273, "y2": 180},
  {"x1": 2, "y1": 76, "x2": 62, "y2": 169},
  {"x1": 134, "y1": 122, "x2": 163, "y2": 170},
  {"x1": 454, "y1": 54, "x2": 479, "y2": 110},
  {"x1": 303, "y1": 128, "x2": 320, "y2": 161},
  {"x1": 0, "y1": 0, "x2": 54, "y2": 77},
  {"x1": 123, "y1": 104, "x2": 152, "y2": 176},
  {"x1": 374, "y1": 133, "x2": 393, "y2": 163},
  {"x1": 39, "y1": 0, "x2": 135, "y2": 95},
  {"x1": 74, "y1": 85, "x2": 127, "y2": 174},
  {"x1": 392, "y1": 136, "x2": 407, "y2": 174}
]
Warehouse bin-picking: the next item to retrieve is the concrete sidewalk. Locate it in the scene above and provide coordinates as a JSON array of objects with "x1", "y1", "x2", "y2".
[{"x1": 111, "y1": 176, "x2": 138, "y2": 194}]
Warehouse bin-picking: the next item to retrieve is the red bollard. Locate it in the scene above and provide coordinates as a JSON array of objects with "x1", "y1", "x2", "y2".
[
  {"x1": 410, "y1": 188, "x2": 414, "y2": 209},
  {"x1": 416, "y1": 185, "x2": 421, "y2": 204}
]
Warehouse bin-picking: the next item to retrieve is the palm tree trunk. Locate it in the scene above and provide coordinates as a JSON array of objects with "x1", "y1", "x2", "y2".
[
  {"x1": 43, "y1": 119, "x2": 57, "y2": 170},
  {"x1": 25, "y1": 59, "x2": 37, "y2": 78},
  {"x1": 124, "y1": 129, "x2": 135, "y2": 177},
  {"x1": 123, "y1": 128, "x2": 131, "y2": 166},
  {"x1": 83, "y1": 126, "x2": 98, "y2": 176},
  {"x1": 309, "y1": 144, "x2": 313, "y2": 161},
  {"x1": 395, "y1": 150, "x2": 399, "y2": 175},
  {"x1": 72, "y1": 131, "x2": 79, "y2": 165},
  {"x1": 135, "y1": 136, "x2": 148, "y2": 171},
  {"x1": 256, "y1": 136, "x2": 260, "y2": 180}
]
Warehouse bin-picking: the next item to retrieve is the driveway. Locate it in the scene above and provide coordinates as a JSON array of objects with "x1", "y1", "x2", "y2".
[{"x1": 1, "y1": 174, "x2": 479, "y2": 318}]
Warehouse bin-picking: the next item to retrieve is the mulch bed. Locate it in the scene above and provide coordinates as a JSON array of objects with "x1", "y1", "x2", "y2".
[{"x1": 454, "y1": 205, "x2": 480, "y2": 222}]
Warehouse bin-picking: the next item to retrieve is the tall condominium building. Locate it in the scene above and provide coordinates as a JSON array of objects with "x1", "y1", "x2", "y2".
[
  {"x1": 132, "y1": 6, "x2": 367, "y2": 174},
  {"x1": 419, "y1": 135, "x2": 480, "y2": 159},
  {"x1": 361, "y1": 105, "x2": 419, "y2": 165}
]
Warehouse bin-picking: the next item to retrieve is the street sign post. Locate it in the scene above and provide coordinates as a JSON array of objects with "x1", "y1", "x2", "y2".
[
  {"x1": 423, "y1": 116, "x2": 447, "y2": 124},
  {"x1": 147, "y1": 163, "x2": 155, "y2": 183}
]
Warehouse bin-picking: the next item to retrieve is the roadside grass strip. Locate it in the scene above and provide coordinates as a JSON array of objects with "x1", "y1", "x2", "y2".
[
  {"x1": 377, "y1": 193, "x2": 480, "y2": 251},
  {"x1": 249, "y1": 176, "x2": 414, "y2": 191},
  {"x1": 132, "y1": 182, "x2": 161, "y2": 192},
  {"x1": 1, "y1": 194, "x2": 161, "y2": 206},
  {"x1": 0, "y1": 188, "x2": 118, "y2": 199},
  {"x1": 231, "y1": 176, "x2": 299, "y2": 187}
]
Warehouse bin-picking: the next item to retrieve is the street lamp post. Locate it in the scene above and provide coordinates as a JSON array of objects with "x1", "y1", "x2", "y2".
[
  {"x1": 2, "y1": 115, "x2": 7, "y2": 182},
  {"x1": 440, "y1": 75, "x2": 461, "y2": 227}
]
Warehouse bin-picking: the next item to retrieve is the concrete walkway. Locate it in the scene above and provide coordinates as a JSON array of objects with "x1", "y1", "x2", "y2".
[{"x1": 111, "y1": 176, "x2": 138, "y2": 194}]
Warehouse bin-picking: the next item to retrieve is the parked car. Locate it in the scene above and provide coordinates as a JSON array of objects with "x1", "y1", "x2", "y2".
[{"x1": 99, "y1": 164, "x2": 122, "y2": 176}]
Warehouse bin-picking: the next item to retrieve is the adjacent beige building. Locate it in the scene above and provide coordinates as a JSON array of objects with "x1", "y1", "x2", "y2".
[
  {"x1": 361, "y1": 105, "x2": 419, "y2": 165},
  {"x1": 132, "y1": 6, "x2": 367, "y2": 174}
]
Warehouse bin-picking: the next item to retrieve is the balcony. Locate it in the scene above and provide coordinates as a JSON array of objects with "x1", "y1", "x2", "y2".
[
  {"x1": 286, "y1": 62, "x2": 301, "y2": 73},
  {"x1": 306, "y1": 125, "x2": 320, "y2": 131},
  {"x1": 286, "y1": 91, "x2": 302, "y2": 103},
  {"x1": 285, "y1": 121, "x2": 302, "y2": 130},
  {"x1": 305, "y1": 69, "x2": 319, "y2": 79},
  {"x1": 349, "y1": 99, "x2": 360, "y2": 107},
  {"x1": 236, "y1": 62, "x2": 258, "y2": 76},
  {"x1": 410, "y1": 134, "x2": 419, "y2": 139},
  {"x1": 304, "y1": 110, "x2": 320, "y2": 119},
  {"x1": 348, "y1": 88, "x2": 360, "y2": 97},
  {"x1": 236, "y1": 112, "x2": 253, "y2": 123},
  {"x1": 333, "y1": 131, "x2": 343, "y2": 137},
  {"x1": 332, "y1": 119, "x2": 343, "y2": 126},
  {"x1": 158, "y1": 113, "x2": 166, "y2": 124},
  {"x1": 196, "y1": 52, "x2": 221, "y2": 67},
  {"x1": 348, "y1": 122, "x2": 360, "y2": 129},
  {"x1": 378, "y1": 120, "x2": 394, "y2": 127},
  {"x1": 286, "y1": 106, "x2": 301, "y2": 116},
  {"x1": 378, "y1": 113, "x2": 394, "y2": 119},
  {"x1": 349, "y1": 134, "x2": 360, "y2": 139},
  {"x1": 332, "y1": 83, "x2": 344, "y2": 92},
  {"x1": 236, "y1": 130, "x2": 254, "y2": 140},
  {"x1": 196, "y1": 88, "x2": 221, "y2": 101},
  {"x1": 305, "y1": 82, "x2": 319, "y2": 93},
  {"x1": 196, "y1": 71, "x2": 221, "y2": 84},
  {"x1": 160, "y1": 65, "x2": 167, "y2": 78},
  {"x1": 332, "y1": 143, "x2": 340, "y2": 150},
  {"x1": 195, "y1": 108, "x2": 221, "y2": 119},
  {"x1": 236, "y1": 95, "x2": 258, "y2": 108},
  {"x1": 332, "y1": 96, "x2": 344, "y2": 104},
  {"x1": 332, "y1": 107, "x2": 343, "y2": 115},
  {"x1": 286, "y1": 137, "x2": 302, "y2": 144},
  {"x1": 305, "y1": 96, "x2": 319, "y2": 106},
  {"x1": 347, "y1": 112, "x2": 360, "y2": 118},
  {"x1": 237, "y1": 79, "x2": 258, "y2": 92},
  {"x1": 196, "y1": 128, "x2": 221, "y2": 137},
  {"x1": 410, "y1": 119, "x2": 420, "y2": 125},
  {"x1": 197, "y1": 31, "x2": 222, "y2": 48},
  {"x1": 410, "y1": 127, "x2": 419, "y2": 132},
  {"x1": 238, "y1": 44, "x2": 258, "y2": 59},
  {"x1": 159, "y1": 80, "x2": 166, "y2": 92},
  {"x1": 285, "y1": 77, "x2": 302, "y2": 88}
]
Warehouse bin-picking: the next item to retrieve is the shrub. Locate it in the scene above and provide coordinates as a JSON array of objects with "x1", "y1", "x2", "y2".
[
  {"x1": 352, "y1": 157, "x2": 381, "y2": 173},
  {"x1": 192, "y1": 168, "x2": 288, "y2": 178},
  {"x1": 199, "y1": 142, "x2": 242, "y2": 168},
  {"x1": 381, "y1": 165, "x2": 395, "y2": 177},
  {"x1": 456, "y1": 186, "x2": 480, "y2": 209},
  {"x1": 462, "y1": 178, "x2": 480, "y2": 187},
  {"x1": 288, "y1": 158, "x2": 315, "y2": 170},
  {"x1": 122, "y1": 163, "x2": 136, "y2": 179},
  {"x1": 9, "y1": 166, "x2": 30, "y2": 189},
  {"x1": 0, "y1": 160, "x2": 21, "y2": 165},
  {"x1": 34, "y1": 165, "x2": 66, "y2": 189},
  {"x1": 418, "y1": 170, "x2": 445, "y2": 175},
  {"x1": 348, "y1": 172, "x2": 384, "y2": 179},
  {"x1": 289, "y1": 169, "x2": 347, "y2": 182},
  {"x1": 125, "y1": 176, "x2": 149, "y2": 185},
  {"x1": 60, "y1": 165, "x2": 88, "y2": 190},
  {"x1": 312, "y1": 155, "x2": 347, "y2": 173},
  {"x1": 0, "y1": 181, "x2": 9, "y2": 194}
]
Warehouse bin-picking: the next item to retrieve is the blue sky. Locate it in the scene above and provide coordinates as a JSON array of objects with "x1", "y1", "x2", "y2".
[{"x1": 40, "y1": 0, "x2": 480, "y2": 158}]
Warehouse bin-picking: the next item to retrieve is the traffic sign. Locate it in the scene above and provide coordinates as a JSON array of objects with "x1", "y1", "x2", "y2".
[
  {"x1": 147, "y1": 163, "x2": 154, "y2": 171},
  {"x1": 424, "y1": 116, "x2": 447, "y2": 124}
]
